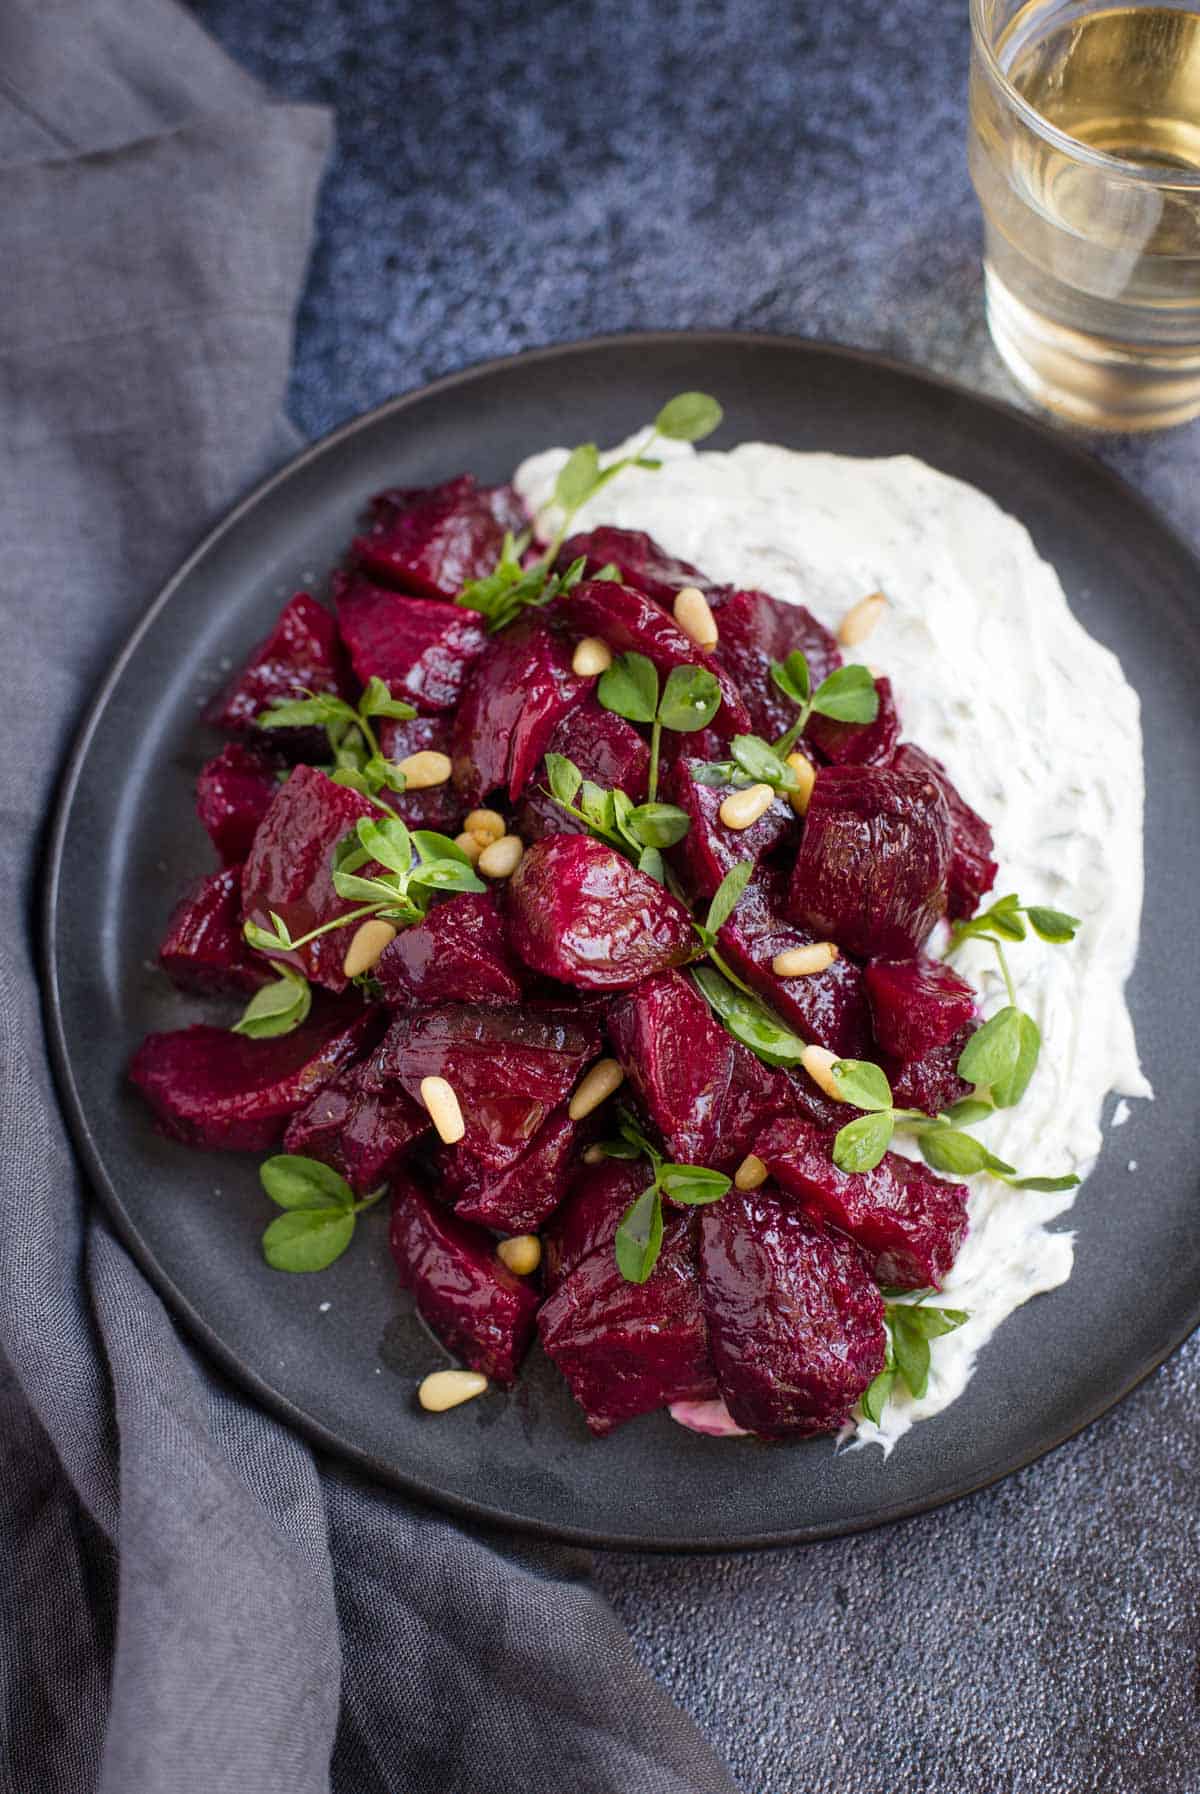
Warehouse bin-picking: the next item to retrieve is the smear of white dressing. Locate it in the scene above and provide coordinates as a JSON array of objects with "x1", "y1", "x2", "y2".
[{"x1": 517, "y1": 437, "x2": 1151, "y2": 1449}]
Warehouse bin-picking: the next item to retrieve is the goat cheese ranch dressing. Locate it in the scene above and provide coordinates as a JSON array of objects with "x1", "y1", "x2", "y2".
[{"x1": 517, "y1": 437, "x2": 1151, "y2": 1449}]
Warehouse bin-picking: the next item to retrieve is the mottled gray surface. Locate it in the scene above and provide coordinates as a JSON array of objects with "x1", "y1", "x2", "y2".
[{"x1": 188, "y1": 2, "x2": 1200, "y2": 1789}]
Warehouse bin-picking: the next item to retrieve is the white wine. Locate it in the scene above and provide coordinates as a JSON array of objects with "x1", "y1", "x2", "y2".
[{"x1": 969, "y1": 1, "x2": 1200, "y2": 428}]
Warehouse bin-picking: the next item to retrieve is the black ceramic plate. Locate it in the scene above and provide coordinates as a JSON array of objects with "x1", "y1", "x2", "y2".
[{"x1": 43, "y1": 332, "x2": 1200, "y2": 1550}]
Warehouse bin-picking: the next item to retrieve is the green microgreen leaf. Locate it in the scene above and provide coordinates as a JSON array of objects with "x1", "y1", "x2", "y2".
[
  {"x1": 411, "y1": 829, "x2": 471, "y2": 867},
  {"x1": 653, "y1": 391, "x2": 723, "y2": 442},
  {"x1": 593, "y1": 561, "x2": 622, "y2": 581},
  {"x1": 262, "y1": 1207, "x2": 356, "y2": 1272},
  {"x1": 769, "y1": 650, "x2": 811, "y2": 709},
  {"x1": 231, "y1": 967, "x2": 312, "y2": 1040},
  {"x1": 809, "y1": 664, "x2": 881, "y2": 725},
  {"x1": 832, "y1": 1109, "x2": 896, "y2": 1174},
  {"x1": 546, "y1": 752, "x2": 583, "y2": 806},
  {"x1": 730, "y1": 734, "x2": 800, "y2": 791},
  {"x1": 918, "y1": 1129, "x2": 1016, "y2": 1178},
  {"x1": 658, "y1": 1165, "x2": 733, "y2": 1206},
  {"x1": 625, "y1": 802, "x2": 691, "y2": 849},
  {"x1": 244, "y1": 917, "x2": 291, "y2": 954},
  {"x1": 991, "y1": 1010, "x2": 1041, "y2": 1109},
  {"x1": 638, "y1": 845, "x2": 666, "y2": 883},
  {"x1": 555, "y1": 442, "x2": 603, "y2": 512},
  {"x1": 1025, "y1": 905, "x2": 1081, "y2": 944},
  {"x1": 956, "y1": 1005, "x2": 1023, "y2": 1091},
  {"x1": 861, "y1": 1366, "x2": 897, "y2": 1424},
  {"x1": 257, "y1": 692, "x2": 357, "y2": 731},
  {"x1": 358, "y1": 675, "x2": 417, "y2": 721},
  {"x1": 598, "y1": 651, "x2": 659, "y2": 724},
  {"x1": 691, "y1": 966, "x2": 807, "y2": 1068},
  {"x1": 890, "y1": 1313, "x2": 932, "y2": 1399},
  {"x1": 614, "y1": 1183, "x2": 664, "y2": 1284},
  {"x1": 829, "y1": 1059, "x2": 893, "y2": 1112},
  {"x1": 942, "y1": 1097, "x2": 995, "y2": 1126},
  {"x1": 354, "y1": 814, "x2": 412, "y2": 878},
  {"x1": 260, "y1": 1155, "x2": 354, "y2": 1211},
  {"x1": 658, "y1": 664, "x2": 722, "y2": 733},
  {"x1": 410, "y1": 858, "x2": 487, "y2": 895},
  {"x1": 705, "y1": 861, "x2": 754, "y2": 939},
  {"x1": 1001, "y1": 1173, "x2": 1081, "y2": 1192}
]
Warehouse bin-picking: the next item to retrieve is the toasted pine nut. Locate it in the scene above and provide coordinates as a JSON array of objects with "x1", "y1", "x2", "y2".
[
  {"x1": 785, "y1": 752, "x2": 817, "y2": 817},
  {"x1": 455, "y1": 830, "x2": 484, "y2": 865},
  {"x1": 497, "y1": 1234, "x2": 542, "y2": 1276},
  {"x1": 673, "y1": 585, "x2": 719, "y2": 651},
  {"x1": 581, "y1": 1144, "x2": 607, "y2": 1165},
  {"x1": 464, "y1": 807, "x2": 505, "y2": 845},
  {"x1": 568, "y1": 1057, "x2": 625, "y2": 1121},
  {"x1": 418, "y1": 1369, "x2": 488, "y2": 1412},
  {"x1": 837, "y1": 590, "x2": 887, "y2": 647},
  {"x1": 342, "y1": 918, "x2": 397, "y2": 978},
  {"x1": 395, "y1": 749, "x2": 452, "y2": 790},
  {"x1": 772, "y1": 942, "x2": 839, "y2": 978},
  {"x1": 800, "y1": 1044, "x2": 850, "y2": 1102},
  {"x1": 572, "y1": 636, "x2": 614, "y2": 677},
  {"x1": 420, "y1": 1075, "x2": 465, "y2": 1144},
  {"x1": 734, "y1": 1153, "x2": 768, "y2": 1191},
  {"x1": 478, "y1": 834, "x2": 524, "y2": 879},
  {"x1": 719, "y1": 783, "x2": 775, "y2": 831}
]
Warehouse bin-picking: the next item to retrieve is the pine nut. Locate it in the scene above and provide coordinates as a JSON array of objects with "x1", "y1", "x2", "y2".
[
  {"x1": 718, "y1": 783, "x2": 775, "y2": 831},
  {"x1": 772, "y1": 942, "x2": 839, "y2": 978},
  {"x1": 497, "y1": 1234, "x2": 542, "y2": 1276},
  {"x1": 568, "y1": 1057, "x2": 625, "y2": 1121},
  {"x1": 572, "y1": 636, "x2": 614, "y2": 677},
  {"x1": 395, "y1": 749, "x2": 452, "y2": 790},
  {"x1": 464, "y1": 808, "x2": 505, "y2": 845},
  {"x1": 673, "y1": 585, "x2": 719, "y2": 651},
  {"x1": 800, "y1": 1044, "x2": 850, "y2": 1103},
  {"x1": 837, "y1": 590, "x2": 887, "y2": 647},
  {"x1": 477, "y1": 834, "x2": 524, "y2": 879},
  {"x1": 341, "y1": 918, "x2": 397, "y2": 978},
  {"x1": 455, "y1": 830, "x2": 484, "y2": 865},
  {"x1": 581, "y1": 1144, "x2": 607, "y2": 1165},
  {"x1": 734, "y1": 1153, "x2": 768, "y2": 1191},
  {"x1": 785, "y1": 752, "x2": 817, "y2": 817},
  {"x1": 418, "y1": 1369, "x2": 488, "y2": 1412},
  {"x1": 419, "y1": 1075, "x2": 465, "y2": 1143}
]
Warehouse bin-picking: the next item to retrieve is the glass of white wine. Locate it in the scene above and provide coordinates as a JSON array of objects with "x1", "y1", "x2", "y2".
[{"x1": 969, "y1": 0, "x2": 1200, "y2": 429}]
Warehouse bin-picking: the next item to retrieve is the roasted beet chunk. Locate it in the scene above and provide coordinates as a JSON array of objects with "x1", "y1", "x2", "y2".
[
  {"x1": 375, "y1": 1002, "x2": 601, "y2": 1170},
  {"x1": 518, "y1": 697, "x2": 649, "y2": 841},
  {"x1": 716, "y1": 865, "x2": 873, "y2": 1059},
  {"x1": 884, "y1": 1026, "x2": 973, "y2": 1118},
  {"x1": 438, "y1": 1104, "x2": 580, "y2": 1232},
  {"x1": 195, "y1": 743, "x2": 280, "y2": 866},
  {"x1": 806, "y1": 675, "x2": 900, "y2": 766},
  {"x1": 758, "y1": 1117, "x2": 969, "y2": 1290},
  {"x1": 507, "y1": 835, "x2": 694, "y2": 991},
  {"x1": 891, "y1": 744, "x2": 998, "y2": 922},
  {"x1": 450, "y1": 618, "x2": 588, "y2": 806},
  {"x1": 866, "y1": 956, "x2": 976, "y2": 1061},
  {"x1": 129, "y1": 1000, "x2": 380, "y2": 1153},
  {"x1": 334, "y1": 572, "x2": 487, "y2": 715},
  {"x1": 554, "y1": 527, "x2": 710, "y2": 606},
  {"x1": 562, "y1": 581, "x2": 751, "y2": 736},
  {"x1": 788, "y1": 764, "x2": 952, "y2": 960},
  {"x1": 699, "y1": 1188, "x2": 885, "y2": 1438},
  {"x1": 374, "y1": 716, "x2": 460, "y2": 830},
  {"x1": 158, "y1": 866, "x2": 268, "y2": 996},
  {"x1": 665, "y1": 756, "x2": 793, "y2": 900},
  {"x1": 389, "y1": 1177, "x2": 538, "y2": 1383},
  {"x1": 376, "y1": 891, "x2": 522, "y2": 1008},
  {"x1": 709, "y1": 587, "x2": 841, "y2": 740},
  {"x1": 352, "y1": 475, "x2": 526, "y2": 600},
  {"x1": 542, "y1": 1159, "x2": 648, "y2": 1294},
  {"x1": 608, "y1": 971, "x2": 733, "y2": 1167},
  {"x1": 539, "y1": 1214, "x2": 716, "y2": 1434},
  {"x1": 283, "y1": 1058, "x2": 428, "y2": 1194},
  {"x1": 206, "y1": 593, "x2": 348, "y2": 754},
  {"x1": 241, "y1": 766, "x2": 378, "y2": 993}
]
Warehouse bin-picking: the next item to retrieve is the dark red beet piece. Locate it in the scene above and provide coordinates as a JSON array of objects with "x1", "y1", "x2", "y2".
[
  {"x1": 241, "y1": 767, "x2": 378, "y2": 994},
  {"x1": 891, "y1": 744, "x2": 998, "y2": 922},
  {"x1": 450, "y1": 618, "x2": 588, "y2": 806},
  {"x1": 608, "y1": 971, "x2": 734, "y2": 1168},
  {"x1": 716, "y1": 865, "x2": 873, "y2": 1059},
  {"x1": 389, "y1": 1176, "x2": 539, "y2": 1383},
  {"x1": 708, "y1": 586, "x2": 841, "y2": 741},
  {"x1": 518, "y1": 697, "x2": 649, "y2": 840},
  {"x1": 806, "y1": 675, "x2": 900, "y2": 766},
  {"x1": 334, "y1": 572, "x2": 487, "y2": 715},
  {"x1": 539, "y1": 1213, "x2": 716, "y2": 1434},
  {"x1": 353, "y1": 475, "x2": 526, "y2": 600},
  {"x1": 758, "y1": 1116, "x2": 969, "y2": 1290},
  {"x1": 376, "y1": 891, "x2": 522, "y2": 1008},
  {"x1": 788, "y1": 764, "x2": 953, "y2": 960},
  {"x1": 129, "y1": 1000, "x2": 381, "y2": 1153},
  {"x1": 866, "y1": 956, "x2": 977, "y2": 1060},
  {"x1": 542, "y1": 1159, "x2": 648, "y2": 1294},
  {"x1": 283, "y1": 1059, "x2": 428, "y2": 1194},
  {"x1": 374, "y1": 716, "x2": 461, "y2": 831},
  {"x1": 375, "y1": 1002, "x2": 601, "y2": 1170},
  {"x1": 158, "y1": 866, "x2": 268, "y2": 996},
  {"x1": 665, "y1": 756, "x2": 794, "y2": 901},
  {"x1": 554, "y1": 527, "x2": 711, "y2": 607},
  {"x1": 561, "y1": 581, "x2": 751, "y2": 737},
  {"x1": 507, "y1": 835, "x2": 694, "y2": 991},
  {"x1": 884, "y1": 1025, "x2": 974, "y2": 1117},
  {"x1": 195, "y1": 743, "x2": 280, "y2": 866},
  {"x1": 438, "y1": 1104, "x2": 580, "y2": 1232},
  {"x1": 205, "y1": 593, "x2": 348, "y2": 755},
  {"x1": 699, "y1": 1188, "x2": 885, "y2": 1438}
]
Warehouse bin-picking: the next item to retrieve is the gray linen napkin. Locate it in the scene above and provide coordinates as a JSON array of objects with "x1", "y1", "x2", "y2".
[{"x1": 0, "y1": 5, "x2": 738, "y2": 1790}]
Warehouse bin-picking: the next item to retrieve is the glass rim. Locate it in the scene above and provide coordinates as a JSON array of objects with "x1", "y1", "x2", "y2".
[{"x1": 969, "y1": 0, "x2": 1200, "y2": 189}]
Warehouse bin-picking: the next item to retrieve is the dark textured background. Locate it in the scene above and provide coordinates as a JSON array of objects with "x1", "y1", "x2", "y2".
[{"x1": 187, "y1": 3, "x2": 1200, "y2": 1789}]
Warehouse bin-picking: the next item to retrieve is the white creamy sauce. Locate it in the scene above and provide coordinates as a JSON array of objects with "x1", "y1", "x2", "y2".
[{"x1": 516, "y1": 438, "x2": 1151, "y2": 1449}]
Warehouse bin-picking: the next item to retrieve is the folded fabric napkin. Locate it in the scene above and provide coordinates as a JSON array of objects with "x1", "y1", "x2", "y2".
[{"x1": 0, "y1": 4, "x2": 737, "y2": 1789}]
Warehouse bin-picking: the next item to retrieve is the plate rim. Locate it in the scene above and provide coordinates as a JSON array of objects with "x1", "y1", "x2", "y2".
[{"x1": 39, "y1": 327, "x2": 1200, "y2": 1552}]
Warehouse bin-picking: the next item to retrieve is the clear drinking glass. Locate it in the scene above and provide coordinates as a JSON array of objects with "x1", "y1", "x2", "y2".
[{"x1": 969, "y1": 0, "x2": 1200, "y2": 430}]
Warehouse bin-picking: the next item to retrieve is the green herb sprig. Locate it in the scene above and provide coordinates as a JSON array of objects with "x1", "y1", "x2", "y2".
[
  {"x1": 947, "y1": 894, "x2": 1080, "y2": 1109},
  {"x1": 596, "y1": 651, "x2": 723, "y2": 799},
  {"x1": 594, "y1": 1106, "x2": 732, "y2": 1283},
  {"x1": 258, "y1": 677, "x2": 418, "y2": 806},
  {"x1": 861, "y1": 1297, "x2": 970, "y2": 1422},
  {"x1": 769, "y1": 650, "x2": 879, "y2": 756},
  {"x1": 690, "y1": 733, "x2": 803, "y2": 795},
  {"x1": 542, "y1": 752, "x2": 689, "y2": 883},
  {"x1": 259, "y1": 1155, "x2": 384, "y2": 1272},
  {"x1": 232, "y1": 964, "x2": 312, "y2": 1040}
]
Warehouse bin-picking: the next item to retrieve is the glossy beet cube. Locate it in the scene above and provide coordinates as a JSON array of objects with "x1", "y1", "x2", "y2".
[
  {"x1": 554, "y1": 527, "x2": 711, "y2": 607},
  {"x1": 806, "y1": 675, "x2": 900, "y2": 766},
  {"x1": 195, "y1": 743, "x2": 281, "y2": 867},
  {"x1": 375, "y1": 1002, "x2": 602, "y2": 1170},
  {"x1": 699, "y1": 1188, "x2": 885, "y2": 1438},
  {"x1": 665, "y1": 756, "x2": 794, "y2": 901},
  {"x1": 709, "y1": 586, "x2": 841, "y2": 741},
  {"x1": 283, "y1": 1057, "x2": 428, "y2": 1194},
  {"x1": 438, "y1": 1104, "x2": 580, "y2": 1232},
  {"x1": 788, "y1": 764, "x2": 952, "y2": 960},
  {"x1": 507, "y1": 835, "x2": 694, "y2": 991},
  {"x1": 518, "y1": 697, "x2": 650, "y2": 841},
  {"x1": 389, "y1": 1176, "x2": 539, "y2": 1383},
  {"x1": 541, "y1": 1159, "x2": 649, "y2": 1295},
  {"x1": 562, "y1": 581, "x2": 751, "y2": 736},
  {"x1": 891, "y1": 744, "x2": 998, "y2": 922},
  {"x1": 374, "y1": 715, "x2": 461, "y2": 831},
  {"x1": 885, "y1": 1026, "x2": 974, "y2": 1118},
  {"x1": 352, "y1": 475, "x2": 526, "y2": 600},
  {"x1": 129, "y1": 1000, "x2": 381, "y2": 1153},
  {"x1": 205, "y1": 593, "x2": 348, "y2": 754},
  {"x1": 450, "y1": 618, "x2": 588, "y2": 806},
  {"x1": 334, "y1": 571, "x2": 487, "y2": 715},
  {"x1": 158, "y1": 866, "x2": 268, "y2": 996},
  {"x1": 608, "y1": 971, "x2": 734, "y2": 1167},
  {"x1": 757, "y1": 1116, "x2": 969, "y2": 1290},
  {"x1": 376, "y1": 891, "x2": 522, "y2": 1008},
  {"x1": 866, "y1": 956, "x2": 976, "y2": 1061},
  {"x1": 241, "y1": 766, "x2": 378, "y2": 993}
]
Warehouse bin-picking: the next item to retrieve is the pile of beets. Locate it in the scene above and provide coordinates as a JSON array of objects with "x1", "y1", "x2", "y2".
[{"x1": 131, "y1": 472, "x2": 999, "y2": 1441}]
